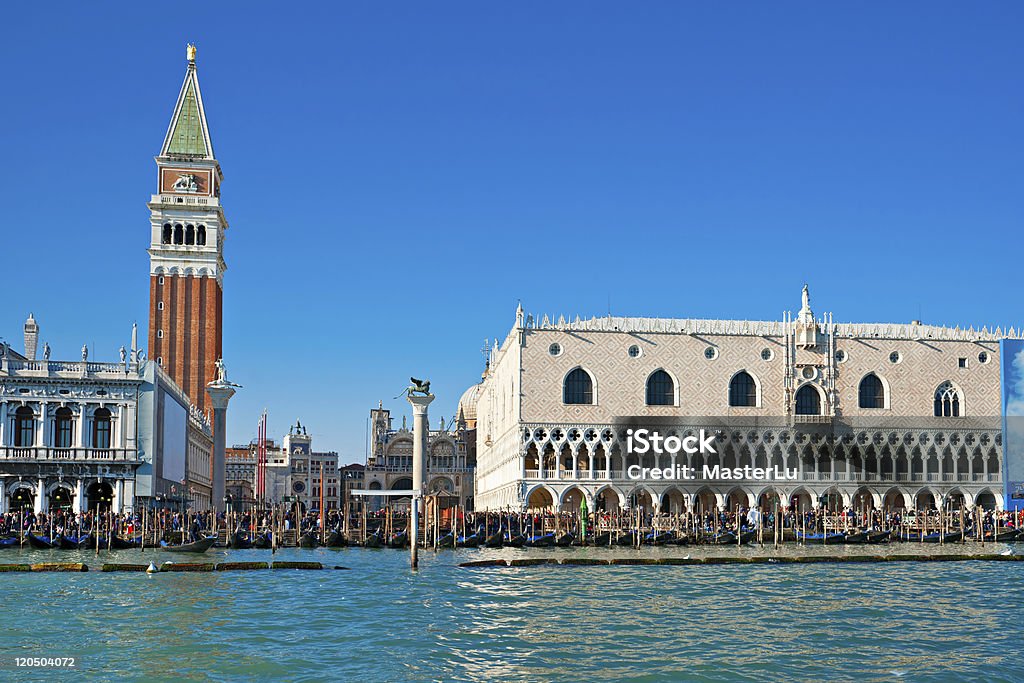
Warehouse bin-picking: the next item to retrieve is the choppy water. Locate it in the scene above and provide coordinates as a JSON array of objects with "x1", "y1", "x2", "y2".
[{"x1": 1, "y1": 543, "x2": 1021, "y2": 682}]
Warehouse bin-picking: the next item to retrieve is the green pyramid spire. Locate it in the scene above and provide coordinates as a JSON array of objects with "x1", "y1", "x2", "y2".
[
  {"x1": 161, "y1": 49, "x2": 214, "y2": 159},
  {"x1": 166, "y1": 79, "x2": 207, "y2": 156}
]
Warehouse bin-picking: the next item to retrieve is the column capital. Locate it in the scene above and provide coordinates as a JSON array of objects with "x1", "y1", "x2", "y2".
[{"x1": 406, "y1": 393, "x2": 435, "y2": 415}]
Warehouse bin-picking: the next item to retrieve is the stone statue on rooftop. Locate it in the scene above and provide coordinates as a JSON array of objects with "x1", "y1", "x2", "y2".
[
  {"x1": 43, "y1": 343, "x2": 51, "y2": 361},
  {"x1": 81, "y1": 344, "x2": 88, "y2": 362}
]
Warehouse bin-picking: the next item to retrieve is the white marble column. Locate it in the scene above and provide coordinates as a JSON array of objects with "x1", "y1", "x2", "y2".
[
  {"x1": 38, "y1": 402, "x2": 48, "y2": 447},
  {"x1": 34, "y1": 478, "x2": 45, "y2": 513},
  {"x1": 77, "y1": 405, "x2": 88, "y2": 449},
  {"x1": 407, "y1": 392, "x2": 434, "y2": 570},
  {"x1": 113, "y1": 479, "x2": 123, "y2": 514},
  {"x1": 0, "y1": 402, "x2": 7, "y2": 445},
  {"x1": 122, "y1": 479, "x2": 135, "y2": 511},
  {"x1": 73, "y1": 479, "x2": 83, "y2": 514},
  {"x1": 207, "y1": 373, "x2": 239, "y2": 514},
  {"x1": 0, "y1": 480, "x2": 6, "y2": 514}
]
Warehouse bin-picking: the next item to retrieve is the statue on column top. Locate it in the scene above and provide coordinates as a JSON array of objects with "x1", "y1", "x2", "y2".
[{"x1": 81, "y1": 344, "x2": 88, "y2": 362}]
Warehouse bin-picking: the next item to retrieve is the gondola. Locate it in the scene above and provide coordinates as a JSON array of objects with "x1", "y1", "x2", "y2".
[
  {"x1": 524, "y1": 532, "x2": 556, "y2": 548},
  {"x1": 706, "y1": 531, "x2": 736, "y2": 545},
  {"x1": 921, "y1": 531, "x2": 963, "y2": 544},
  {"x1": 228, "y1": 531, "x2": 253, "y2": 549},
  {"x1": 27, "y1": 533, "x2": 58, "y2": 550},
  {"x1": 456, "y1": 531, "x2": 481, "y2": 548},
  {"x1": 555, "y1": 532, "x2": 575, "y2": 547},
  {"x1": 59, "y1": 534, "x2": 91, "y2": 550},
  {"x1": 159, "y1": 536, "x2": 217, "y2": 553},
  {"x1": 252, "y1": 532, "x2": 273, "y2": 549},
  {"x1": 388, "y1": 530, "x2": 409, "y2": 549},
  {"x1": 589, "y1": 531, "x2": 612, "y2": 546},
  {"x1": 670, "y1": 533, "x2": 692, "y2": 546},
  {"x1": 645, "y1": 530, "x2": 675, "y2": 546},
  {"x1": 979, "y1": 529, "x2": 1019, "y2": 543},
  {"x1": 866, "y1": 530, "x2": 891, "y2": 544},
  {"x1": 111, "y1": 534, "x2": 143, "y2": 550},
  {"x1": 363, "y1": 531, "x2": 385, "y2": 548},
  {"x1": 796, "y1": 531, "x2": 846, "y2": 545},
  {"x1": 435, "y1": 532, "x2": 457, "y2": 548},
  {"x1": 297, "y1": 532, "x2": 319, "y2": 548},
  {"x1": 842, "y1": 531, "x2": 870, "y2": 544},
  {"x1": 483, "y1": 531, "x2": 504, "y2": 548},
  {"x1": 505, "y1": 533, "x2": 526, "y2": 548},
  {"x1": 0, "y1": 536, "x2": 18, "y2": 549},
  {"x1": 326, "y1": 530, "x2": 347, "y2": 548},
  {"x1": 614, "y1": 531, "x2": 640, "y2": 546}
]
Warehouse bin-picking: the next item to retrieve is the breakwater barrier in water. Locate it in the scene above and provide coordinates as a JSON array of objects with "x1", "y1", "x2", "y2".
[
  {"x1": 459, "y1": 554, "x2": 1024, "y2": 568},
  {"x1": 0, "y1": 561, "x2": 351, "y2": 573}
]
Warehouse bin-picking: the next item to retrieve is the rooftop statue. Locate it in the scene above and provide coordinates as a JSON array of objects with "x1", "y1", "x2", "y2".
[{"x1": 397, "y1": 377, "x2": 432, "y2": 399}]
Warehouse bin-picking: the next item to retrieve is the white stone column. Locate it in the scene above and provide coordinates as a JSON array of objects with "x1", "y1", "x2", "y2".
[
  {"x1": 35, "y1": 478, "x2": 45, "y2": 513},
  {"x1": 113, "y1": 479, "x2": 124, "y2": 514},
  {"x1": 77, "y1": 404, "x2": 88, "y2": 449},
  {"x1": 0, "y1": 480, "x2": 6, "y2": 514},
  {"x1": 116, "y1": 404, "x2": 125, "y2": 448},
  {"x1": 73, "y1": 479, "x2": 83, "y2": 514},
  {"x1": 207, "y1": 371, "x2": 239, "y2": 514},
  {"x1": 38, "y1": 402, "x2": 48, "y2": 447},
  {"x1": 0, "y1": 401, "x2": 7, "y2": 445},
  {"x1": 407, "y1": 392, "x2": 434, "y2": 570}
]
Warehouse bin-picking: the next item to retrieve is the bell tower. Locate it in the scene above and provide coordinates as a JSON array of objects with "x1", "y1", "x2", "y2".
[{"x1": 147, "y1": 44, "x2": 227, "y2": 415}]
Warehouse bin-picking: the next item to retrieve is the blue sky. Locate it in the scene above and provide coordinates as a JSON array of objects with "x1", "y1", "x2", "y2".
[{"x1": 2, "y1": 4, "x2": 1022, "y2": 460}]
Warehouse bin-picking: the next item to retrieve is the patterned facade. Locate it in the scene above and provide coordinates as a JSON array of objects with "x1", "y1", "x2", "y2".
[{"x1": 473, "y1": 290, "x2": 1017, "y2": 513}]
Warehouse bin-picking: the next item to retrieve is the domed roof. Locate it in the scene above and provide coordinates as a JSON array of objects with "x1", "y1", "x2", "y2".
[{"x1": 458, "y1": 382, "x2": 482, "y2": 422}]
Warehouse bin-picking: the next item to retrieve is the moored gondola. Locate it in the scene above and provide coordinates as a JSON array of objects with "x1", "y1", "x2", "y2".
[
  {"x1": 388, "y1": 530, "x2": 409, "y2": 548},
  {"x1": 922, "y1": 531, "x2": 963, "y2": 544},
  {"x1": 435, "y1": 532, "x2": 456, "y2": 548},
  {"x1": 645, "y1": 530, "x2": 675, "y2": 546},
  {"x1": 59, "y1": 534, "x2": 91, "y2": 550},
  {"x1": 797, "y1": 531, "x2": 846, "y2": 545},
  {"x1": 843, "y1": 531, "x2": 871, "y2": 544},
  {"x1": 505, "y1": 533, "x2": 526, "y2": 548},
  {"x1": 363, "y1": 531, "x2": 385, "y2": 548},
  {"x1": 555, "y1": 532, "x2": 574, "y2": 547},
  {"x1": 483, "y1": 531, "x2": 504, "y2": 548},
  {"x1": 326, "y1": 530, "x2": 347, "y2": 548},
  {"x1": 228, "y1": 531, "x2": 253, "y2": 549},
  {"x1": 159, "y1": 536, "x2": 216, "y2": 553},
  {"x1": 706, "y1": 531, "x2": 736, "y2": 545},
  {"x1": 27, "y1": 533, "x2": 58, "y2": 550},
  {"x1": 866, "y1": 530, "x2": 891, "y2": 544},
  {"x1": 456, "y1": 530, "x2": 481, "y2": 548},
  {"x1": 524, "y1": 532, "x2": 556, "y2": 548},
  {"x1": 0, "y1": 536, "x2": 18, "y2": 549},
  {"x1": 298, "y1": 532, "x2": 319, "y2": 548},
  {"x1": 252, "y1": 532, "x2": 272, "y2": 549}
]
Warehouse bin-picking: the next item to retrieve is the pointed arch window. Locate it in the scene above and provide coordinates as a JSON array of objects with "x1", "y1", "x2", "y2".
[
  {"x1": 645, "y1": 370, "x2": 675, "y2": 406},
  {"x1": 173, "y1": 223, "x2": 184, "y2": 244},
  {"x1": 934, "y1": 382, "x2": 961, "y2": 417},
  {"x1": 162, "y1": 223, "x2": 173, "y2": 244},
  {"x1": 185, "y1": 224, "x2": 195, "y2": 245},
  {"x1": 563, "y1": 368, "x2": 594, "y2": 405},
  {"x1": 93, "y1": 408, "x2": 112, "y2": 449},
  {"x1": 795, "y1": 385, "x2": 821, "y2": 415},
  {"x1": 197, "y1": 225, "x2": 207, "y2": 245},
  {"x1": 858, "y1": 374, "x2": 886, "y2": 409},
  {"x1": 729, "y1": 371, "x2": 757, "y2": 407}
]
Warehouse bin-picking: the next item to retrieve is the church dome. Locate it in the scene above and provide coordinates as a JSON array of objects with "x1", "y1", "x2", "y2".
[{"x1": 458, "y1": 382, "x2": 482, "y2": 422}]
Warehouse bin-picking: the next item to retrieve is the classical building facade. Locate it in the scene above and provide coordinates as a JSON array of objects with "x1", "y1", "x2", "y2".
[
  {"x1": 473, "y1": 289, "x2": 1016, "y2": 513},
  {"x1": 364, "y1": 402, "x2": 475, "y2": 511},
  {"x1": 147, "y1": 45, "x2": 227, "y2": 416},
  {"x1": 0, "y1": 316, "x2": 142, "y2": 514},
  {"x1": 261, "y1": 421, "x2": 341, "y2": 513}
]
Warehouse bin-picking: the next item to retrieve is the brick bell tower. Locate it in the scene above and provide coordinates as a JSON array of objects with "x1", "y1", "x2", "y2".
[{"x1": 148, "y1": 44, "x2": 226, "y2": 415}]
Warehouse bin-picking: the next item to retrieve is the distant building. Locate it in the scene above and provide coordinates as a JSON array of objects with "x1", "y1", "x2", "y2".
[
  {"x1": 474, "y1": 291, "x2": 1013, "y2": 513},
  {"x1": 251, "y1": 420, "x2": 341, "y2": 513},
  {"x1": 364, "y1": 402, "x2": 475, "y2": 511},
  {"x1": 137, "y1": 361, "x2": 213, "y2": 511},
  {"x1": 0, "y1": 315, "x2": 142, "y2": 514},
  {"x1": 340, "y1": 463, "x2": 365, "y2": 519},
  {"x1": 226, "y1": 441, "x2": 261, "y2": 510}
]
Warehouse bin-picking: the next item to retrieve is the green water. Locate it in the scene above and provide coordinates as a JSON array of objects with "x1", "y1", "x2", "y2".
[{"x1": 1, "y1": 544, "x2": 1021, "y2": 682}]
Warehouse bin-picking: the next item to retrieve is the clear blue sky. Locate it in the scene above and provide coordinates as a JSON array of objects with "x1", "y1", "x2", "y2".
[{"x1": 2, "y1": 3, "x2": 1021, "y2": 461}]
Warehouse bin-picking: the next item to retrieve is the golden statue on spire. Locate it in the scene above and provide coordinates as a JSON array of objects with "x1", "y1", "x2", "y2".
[{"x1": 186, "y1": 43, "x2": 197, "y2": 63}]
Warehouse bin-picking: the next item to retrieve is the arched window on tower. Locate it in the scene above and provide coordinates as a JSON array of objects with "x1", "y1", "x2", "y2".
[
  {"x1": 563, "y1": 368, "x2": 594, "y2": 405},
  {"x1": 14, "y1": 406, "x2": 34, "y2": 447},
  {"x1": 197, "y1": 225, "x2": 207, "y2": 245},
  {"x1": 858, "y1": 374, "x2": 886, "y2": 409},
  {"x1": 795, "y1": 385, "x2": 821, "y2": 416},
  {"x1": 162, "y1": 223, "x2": 173, "y2": 244},
  {"x1": 185, "y1": 224, "x2": 195, "y2": 245},
  {"x1": 645, "y1": 370, "x2": 675, "y2": 406},
  {"x1": 729, "y1": 371, "x2": 757, "y2": 407},
  {"x1": 93, "y1": 408, "x2": 112, "y2": 449},
  {"x1": 173, "y1": 223, "x2": 184, "y2": 244},
  {"x1": 934, "y1": 381, "x2": 962, "y2": 417},
  {"x1": 53, "y1": 407, "x2": 74, "y2": 449}
]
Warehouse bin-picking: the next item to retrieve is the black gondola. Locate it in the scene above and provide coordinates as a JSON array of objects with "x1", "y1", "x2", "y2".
[
  {"x1": 843, "y1": 531, "x2": 871, "y2": 544},
  {"x1": 326, "y1": 530, "x2": 347, "y2": 548},
  {"x1": 483, "y1": 531, "x2": 504, "y2": 548},
  {"x1": 59, "y1": 534, "x2": 91, "y2": 550},
  {"x1": 298, "y1": 532, "x2": 319, "y2": 548},
  {"x1": 922, "y1": 531, "x2": 963, "y2": 544},
  {"x1": 0, "y1": 536, "x2": 18, "y2": 549},
  {"x1": 456, "y1": 531, "x2": 481, "y2": 548},
  {"x1": 27, "y1": 533, "x2": 57, "y2": 550},
  {"x1": 589, "y1": 531, "x2": 612, "y2": 546},
  {"x1": 228, "y1": 532, "x2": 253, "y2": 549},
  {"x1": 435, "y1": 532, "x2": 456, "y2": 548},
  {"x1": 524, "y1": 532, "x2": 555, "y2": 548},
  {"x1": 555, "y1": 532, "x2": 574, "y2": 547},
  {"x1": 645, "y1": 530, "x2": 675, "y2": 546},
  {"x1": 866, "y1": 530, "x2": 891, "y2": 544},
  {"x1": 706, "y1": 531, "x2": 736, "y2": 545},
  {"x1": 363, "y1": 531, "x2": 384, "y2": 548},
  {"x1": 111, "y1": 534, "x2": 143, "y2": 550},
  {"x1": 505, "y1": 533, "x2": 526, "y2": 548},
  {"x1": 160, "y1": 536, "x2": 216, "y2": 553},
  {"x1": 388, "y1": 530, "x2": 409, "y2": 548},
  {"x1": 252, "y1": 532, "x2": 272, "y2": 549}
]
